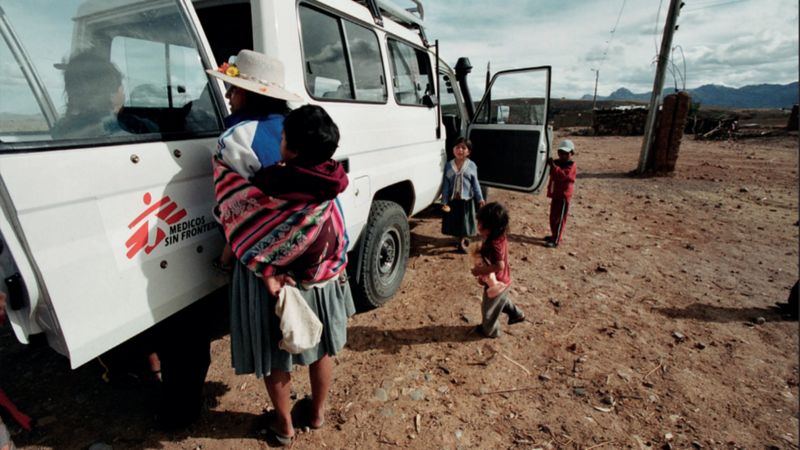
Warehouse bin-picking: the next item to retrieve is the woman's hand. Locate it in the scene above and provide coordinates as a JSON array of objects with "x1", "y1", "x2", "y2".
[
  {"x1": 265, "y1": 274, "x2": 297, "y2": 297},
  {"x1": 478, "y1": 200, "x2": 486, "y2": 208}
]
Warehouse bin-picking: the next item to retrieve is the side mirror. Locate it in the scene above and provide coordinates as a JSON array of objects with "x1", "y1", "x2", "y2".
[{"x1": 422, "y1": 94, "x2": 437, "y2": 108}]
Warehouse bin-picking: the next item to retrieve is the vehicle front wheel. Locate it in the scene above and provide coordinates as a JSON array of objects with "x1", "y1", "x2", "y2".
[{"x1": 350, "y1": 200, "x2": 410, "y2": 310}]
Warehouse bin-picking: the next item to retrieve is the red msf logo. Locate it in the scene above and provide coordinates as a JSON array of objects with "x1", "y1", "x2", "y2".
[{"x1": 125, "y1": 193, "x2": 187, "y2": 259}]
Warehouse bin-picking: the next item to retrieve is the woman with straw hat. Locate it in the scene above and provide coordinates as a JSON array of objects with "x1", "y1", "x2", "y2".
[{"x1": 208, "y1": 50, "x2": 354, "y2": 445}]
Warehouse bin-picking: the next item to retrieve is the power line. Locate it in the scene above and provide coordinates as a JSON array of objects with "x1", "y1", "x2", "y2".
[
  {"x1": 653, "y1": 0, "x2": 665, "y2": 55},
  {"x1": 684, "y1": 0, "x2": 748, "y2": 11},
  {"x1": 597, "y1": 0, "x2": 628, "y2": 69}
]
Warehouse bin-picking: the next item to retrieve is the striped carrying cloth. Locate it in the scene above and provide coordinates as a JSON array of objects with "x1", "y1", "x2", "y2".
[{"x1": 213, "y1": 155, "x2": 348, "y2": 282}]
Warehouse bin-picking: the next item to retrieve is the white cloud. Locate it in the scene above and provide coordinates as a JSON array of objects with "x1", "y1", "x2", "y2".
[{"x1": 424, "y1": 0, "x2": 798, "y2": 99}]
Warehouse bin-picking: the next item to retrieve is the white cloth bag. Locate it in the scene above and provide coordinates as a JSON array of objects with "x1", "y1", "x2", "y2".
[{"x1": 275, "y1": 285, "x2": 323, "y2": 354}]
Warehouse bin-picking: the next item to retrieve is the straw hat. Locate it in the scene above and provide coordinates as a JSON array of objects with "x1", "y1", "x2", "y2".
[{"x1": 206, "y1": 50, "x2": 303, "y2": 102}]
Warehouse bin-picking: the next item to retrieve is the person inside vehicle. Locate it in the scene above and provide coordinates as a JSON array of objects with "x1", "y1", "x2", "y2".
[{"x1": 51, "y1": 50, "x2": 154, "y2": 139}]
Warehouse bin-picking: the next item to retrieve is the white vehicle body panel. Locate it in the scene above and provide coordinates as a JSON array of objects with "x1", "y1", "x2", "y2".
[{"x1": 0, "y1": 0, "x2": 545, "y2": 368}]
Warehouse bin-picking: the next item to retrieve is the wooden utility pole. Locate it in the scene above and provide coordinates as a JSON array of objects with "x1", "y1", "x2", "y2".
[
  {"x1": 591, "y1": 69, "x2": 599, "y2": 111},
  {"x1": 637, "y1": 0, "x2": 684, "y2": 174}
]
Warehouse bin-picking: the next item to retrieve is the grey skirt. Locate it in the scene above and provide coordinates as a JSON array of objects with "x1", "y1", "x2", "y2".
[{"x1": 229, "y1": 261, "x2": 355, "y2": 378}]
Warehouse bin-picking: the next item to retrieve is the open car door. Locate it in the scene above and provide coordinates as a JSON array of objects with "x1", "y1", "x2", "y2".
[
  {"x1": 0, "y1": 0, "x2": 226, "y2": 368},
  {"x1": 467, "y1": 66, "x2": 551, "y2": 193}
]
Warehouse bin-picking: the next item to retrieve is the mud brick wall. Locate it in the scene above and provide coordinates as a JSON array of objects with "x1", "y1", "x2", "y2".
[
  {"x1": 788, "y1": 104, "x2": 798, "y2": 131},
  {"x1": 651, "y1": 92, "x2": 691, "y2": 172},
  {"x1": 592, "y1": 108, "x2": 648, "y2": 135}
]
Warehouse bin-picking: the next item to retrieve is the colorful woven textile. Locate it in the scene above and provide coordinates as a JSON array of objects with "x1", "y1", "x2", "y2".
[{"x1": 213, "y1": 155, "x2": 347, "y2": 281}]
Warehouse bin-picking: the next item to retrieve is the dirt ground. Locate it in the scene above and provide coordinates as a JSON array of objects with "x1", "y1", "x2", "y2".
[{"x1": 2, "y1": 132, "x2": 798, "y2": 450}]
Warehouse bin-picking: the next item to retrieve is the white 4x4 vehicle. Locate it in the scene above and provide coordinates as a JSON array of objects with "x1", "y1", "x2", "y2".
[{"x1": 0, "y1": 0, "x2": 551, "y2": 370}]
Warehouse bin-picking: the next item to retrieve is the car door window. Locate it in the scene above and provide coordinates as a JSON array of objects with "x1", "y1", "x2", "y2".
[
  {"x1": 387, "y1": 38, "x2": 432, "y2": 106},
  {"x1": 300, "y1": 6, "x2": 353, "y2": 100},
  {"x1": 0, "y1": 0, "x2": 222, "y2": 150},
  {"x1": 474, "y1": 70, "x2": 548, "y2": 126},
  {"x1": 299, "y1": 5, "x2": 386, "y2": 103}
]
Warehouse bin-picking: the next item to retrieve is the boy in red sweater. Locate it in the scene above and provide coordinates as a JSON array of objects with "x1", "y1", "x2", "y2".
[{"x1": 545, "y1": 139, "x2": 577, "y2": 248}]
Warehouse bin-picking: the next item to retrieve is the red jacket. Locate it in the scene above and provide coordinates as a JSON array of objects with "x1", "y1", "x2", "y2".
[{"x1": 547, "y1": 160, "x2": 576, "y2": 201}]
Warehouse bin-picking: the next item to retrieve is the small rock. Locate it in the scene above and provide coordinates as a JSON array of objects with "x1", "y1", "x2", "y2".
[
  {"x1": 566, "y1": 343, "x2": 579, "y2": 353},
  {"x1": 595, "y1": 265, "x2": 609, "y2": 273},
  {"x1": 549, "y1": 298, "x2": 561, "y2": 307},
  {"x1": 694, "y1": 342, "x2": 707, "y2": 350},
  {"x1": 643, "y1": 381, "x2": 655, "y2": 388},
  {"x1": 455, "y1": 430, "x2": 463, "y2": 440},
  {"x1": 739, "y1": 187, "x2": 749, "y2": 193},
  {"x1": 478, "y1": 385, "x2": 490, "y2": 395},
  {"x1": 560, "y1": 265, "x2": 567, "y2": 270},
  {"x1": 374, "y1": 388, "x2": 389, "y2": 402},
  {"x1": 691, "y1": 440, "x2": 703, "y2": 449},
  {"x1": 672, "y1": 331, "x2": 686, "y2": 342},
  {"x1": 538, "y1": 373, "x2": 552, "y2": 381},
  {"x1": 573, "y1": 387, "x2": 586, "y2": 397},
  {"x1": 601, "y1": 394, "x2": 615, "y2": 405},
  {"x1": 380, "y1": 407, "x2": 395, "y2": 417},
  {"x1": 568, "y1": 251, "x2": 577, "y2": 257},
  {"x1": 754, "y1": 316, "x2": 766, "y2": 325},
  {"x1": 665, "y1": 432, "x2": 674, "y2": 440},
  {"x1": 409, "y1": 389, "x2": 425, "y2": 401}
]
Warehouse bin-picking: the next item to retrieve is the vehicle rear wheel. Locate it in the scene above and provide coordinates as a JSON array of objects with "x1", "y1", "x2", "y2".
[{"x1": 350, "y1": 200, "x2": 410, "y2": 310}]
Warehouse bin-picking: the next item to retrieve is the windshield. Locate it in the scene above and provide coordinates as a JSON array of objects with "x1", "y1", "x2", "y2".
[{"x1": 0, "y1": 0, "x2": 222, "y2": 149}]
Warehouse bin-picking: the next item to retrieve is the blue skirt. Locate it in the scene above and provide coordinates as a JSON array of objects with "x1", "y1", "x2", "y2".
[
  {"x1": 441, "y1": 198, "x2": 477, "y2": 238},
  {"x1": 229, "y1": 261, "x2": 355, "y2": 377}
]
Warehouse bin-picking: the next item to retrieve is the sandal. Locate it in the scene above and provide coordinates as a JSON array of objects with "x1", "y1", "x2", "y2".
[
  {"x1": 457, "y1": 238, "x2": 470, "y2": 254},
  {"x1": 265, "y1": 410, "x2": 294, "y2": 446},
  {"x1": 292, "y1": 396, "x2": 324, "y2": 430}
]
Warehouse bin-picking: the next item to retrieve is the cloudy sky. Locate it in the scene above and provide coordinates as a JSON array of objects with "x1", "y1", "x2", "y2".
[{"x1": 423, "y1": 0, "x2": 798, "y2": 99}]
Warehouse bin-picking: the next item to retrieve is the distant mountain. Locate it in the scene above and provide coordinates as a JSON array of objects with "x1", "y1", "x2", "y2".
[{"x1": 581, "y1": 82, "x2": 798, "y2": 108}]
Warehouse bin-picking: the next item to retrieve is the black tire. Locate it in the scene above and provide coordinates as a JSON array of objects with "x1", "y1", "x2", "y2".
[{"x1": 349, "y1": 200, "x2": 410, "y2": 310}]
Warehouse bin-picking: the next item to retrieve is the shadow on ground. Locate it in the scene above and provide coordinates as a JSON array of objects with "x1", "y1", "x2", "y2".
[
  {"x1": 346, "y1": 324, "x2": 482, "y2": 354},
  {"x1": 655, "y1": 302, "x2": 794, "y2": 323}
]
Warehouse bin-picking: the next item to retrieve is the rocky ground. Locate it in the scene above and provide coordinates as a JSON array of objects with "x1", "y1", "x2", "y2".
[{"x1": 2, "y1": 132, "x2": 798, "y2": 449}]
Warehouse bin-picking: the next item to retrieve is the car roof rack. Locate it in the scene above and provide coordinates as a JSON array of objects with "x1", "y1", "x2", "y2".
[{"x1": 356, "y1": 0, "x2": 429, "y2": 47}]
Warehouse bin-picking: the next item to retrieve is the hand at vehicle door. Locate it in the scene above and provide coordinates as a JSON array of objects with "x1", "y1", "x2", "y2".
[
  {"x1": 265, "y1": 274, "x2": 297, "y2": 297},
  {"x1": 0, "y1": 291, "x2": 6, "y2": 326}
]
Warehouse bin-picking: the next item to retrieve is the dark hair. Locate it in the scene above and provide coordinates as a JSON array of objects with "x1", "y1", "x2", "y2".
[
  {"x1": 476, "y1": 202, "x2": 509, "y2": 240},
  {"x1": 62, "y1": 51, "x2": 123, "y2": 115},
  {"x1": 283, "y1": 104, "x2": 340, "y2": 166},
  {"x1": 453, "y1": 136, "x2": 473, "y2": 152},
  {"x1": 240, "y1": 89, "x2": 290, "y2": 116}
]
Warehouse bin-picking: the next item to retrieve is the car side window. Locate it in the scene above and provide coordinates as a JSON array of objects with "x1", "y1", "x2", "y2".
[
  {"x1": 299, "y1": 4, "x2": 386, "y2": 103},
  {"x1": 0, "y1": 0, "x2": 222, "y2": 150},
  {"x1": 387, "y1": 39, "x2": 432, "y2": 106}
]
